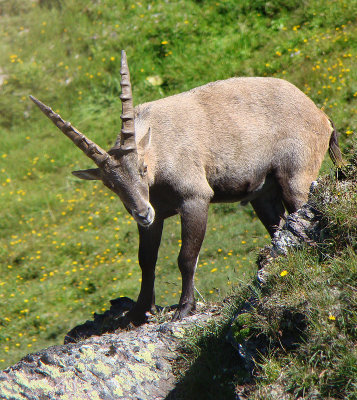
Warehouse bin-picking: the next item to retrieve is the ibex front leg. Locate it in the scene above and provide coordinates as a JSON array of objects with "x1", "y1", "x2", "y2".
[
  {"x1": 172, "y1": 198, "x2": 209, "y2": 321},
  {"x1": 127, "y1": 219, "x2": 163, "y2": 325}
]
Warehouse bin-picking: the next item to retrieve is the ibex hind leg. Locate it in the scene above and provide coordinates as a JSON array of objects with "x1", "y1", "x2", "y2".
[
  {"x1": 250, "y1": 186, "x2": 286, "y2": 238},
  {"x1": 172, "y1": 198, "x2": 209, "y2": 321},
  {"x1": 280, "y1": 172, "x2": 315, "y2": 215}
]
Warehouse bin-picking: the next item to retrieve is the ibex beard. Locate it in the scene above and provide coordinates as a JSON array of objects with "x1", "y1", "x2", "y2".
[{"x1": 30, "y1": 50, "x2": 343, "y2": 323}]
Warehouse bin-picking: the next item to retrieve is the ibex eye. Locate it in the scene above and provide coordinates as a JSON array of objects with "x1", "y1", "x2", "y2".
[{"x1": 140, "y1": 165, "x2": 147, "y2": 177}]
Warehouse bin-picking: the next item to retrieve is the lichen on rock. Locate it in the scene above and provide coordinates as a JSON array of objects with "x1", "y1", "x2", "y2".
[{"x1": 0, "y1": 303, "x2": 215, "y2": 400}]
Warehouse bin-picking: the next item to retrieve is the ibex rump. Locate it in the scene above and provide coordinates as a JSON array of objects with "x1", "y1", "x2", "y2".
[{"x1": 30, "y1": 51, "x2": 342, "y2": 322}]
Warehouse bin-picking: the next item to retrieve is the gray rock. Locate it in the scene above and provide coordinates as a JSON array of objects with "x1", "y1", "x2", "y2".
[{"x1": 0, "y1": 303, "x2": 215, "y2": 400}]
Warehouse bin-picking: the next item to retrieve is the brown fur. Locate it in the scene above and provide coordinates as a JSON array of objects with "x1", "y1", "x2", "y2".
[{"x1": 136, "y1": 78, "x2": 333, "y2": 207}]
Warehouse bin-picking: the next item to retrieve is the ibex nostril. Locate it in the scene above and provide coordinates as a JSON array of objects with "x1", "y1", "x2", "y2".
[
  {"x1": 133, "y1": 206, "x2": 155, "y2": 227},
  {"x1": 138, "y1": 208, "x2": 150, "y2": 219}
]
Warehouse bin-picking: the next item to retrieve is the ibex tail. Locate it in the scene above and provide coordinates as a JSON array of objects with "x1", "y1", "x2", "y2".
[{"x1": 328, "y1": 119, "x2": 344, "y2": 168}]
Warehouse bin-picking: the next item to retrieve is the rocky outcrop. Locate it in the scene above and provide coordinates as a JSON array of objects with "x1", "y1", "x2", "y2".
[
  {"x1": 0, "y1": 302, "x2": 218, "y2": 400},
  {"x1": 257, "y1": 181, "x2": 324, "y2": 281},
  {"x1": 229, "y1": 182, "x2": 326, "y2": 383}
]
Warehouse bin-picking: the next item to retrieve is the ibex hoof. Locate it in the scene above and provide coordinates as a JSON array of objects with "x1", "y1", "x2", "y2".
[
  {"x1": 125, "y1": 304, "x2": 158, "y2": 325},
  {"x1": 171, "y1": 302, "x2": 196, "y2": 322},
  {"x1": 123, "y1": 310, "x2": 148, "y2": 327}
]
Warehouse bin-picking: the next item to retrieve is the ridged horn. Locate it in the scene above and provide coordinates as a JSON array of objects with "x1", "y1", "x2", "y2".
[
  {"x1": 29, "y1": 95, "x2": 114, "y2": 168},
  {"x1": 113, "y1": 50, "x2": 136, "y2": 151}
]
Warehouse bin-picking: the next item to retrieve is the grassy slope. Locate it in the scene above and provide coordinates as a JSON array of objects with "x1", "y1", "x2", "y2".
[
  {"x1": 177, "y1": 158, "x2": 357, "y2": 399},
  {"x1": 0, "y1": 0, "x2": 356, "y2": 371}
]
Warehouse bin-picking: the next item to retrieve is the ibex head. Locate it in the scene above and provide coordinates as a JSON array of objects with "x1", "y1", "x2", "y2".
[{"x1": 30, "y1": 51, "x2": 155, "y2": 227}]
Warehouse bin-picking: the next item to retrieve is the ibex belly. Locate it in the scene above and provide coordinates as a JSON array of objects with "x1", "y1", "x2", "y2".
[{"x1": 210, "y1": 173, "x2": 276, "y2": 204}]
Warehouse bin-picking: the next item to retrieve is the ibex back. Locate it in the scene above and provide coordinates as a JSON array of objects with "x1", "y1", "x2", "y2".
[{"x1": 30, "y1": 50, "x2": 342, "y2": 322}]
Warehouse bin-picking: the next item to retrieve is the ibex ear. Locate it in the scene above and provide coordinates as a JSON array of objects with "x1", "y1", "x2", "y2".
[
  {"x1": 72, "y1": 168, "x2": 101, "y2": 180},
  {"x1": 138, "y1": 128, "x2": 151, "y2": 153}
]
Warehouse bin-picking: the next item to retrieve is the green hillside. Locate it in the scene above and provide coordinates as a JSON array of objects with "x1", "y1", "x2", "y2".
[
  {"x1": 0, "y1": 0, "x2": 356, "y2": 374},
  {"x1": 177, "y1": 156, "x2": 357, "y2": 399}
]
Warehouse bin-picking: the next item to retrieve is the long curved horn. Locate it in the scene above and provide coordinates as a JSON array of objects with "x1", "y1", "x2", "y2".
[
  {"x1": 113, "y1": 50, "x2": 136, "y2": 151},
  {"x1": 29, "y1": 95, "x2": 114, "y2": 168}
]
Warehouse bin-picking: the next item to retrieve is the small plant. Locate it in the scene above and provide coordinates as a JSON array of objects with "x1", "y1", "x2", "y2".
[{"x1": 231, "y1": 313, "x2": 254, "y2": 344}]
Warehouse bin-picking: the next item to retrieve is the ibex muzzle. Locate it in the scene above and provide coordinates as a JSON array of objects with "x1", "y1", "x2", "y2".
[{"x1": 31, "y1": 50, "x2": 343, "y2": 323}]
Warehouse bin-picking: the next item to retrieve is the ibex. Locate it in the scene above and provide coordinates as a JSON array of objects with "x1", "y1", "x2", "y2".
[{"x1": 30, "y1": 50, "x2": 342, "y2": 322}]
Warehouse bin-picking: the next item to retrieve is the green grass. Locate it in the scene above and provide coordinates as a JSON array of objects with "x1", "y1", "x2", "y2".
[
  {"x1": 250, "y1": 247, "x2": 357, "y2": 399},
  {"x1": 0, "y1": 0, "x2": 356, "y2": 373}
]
